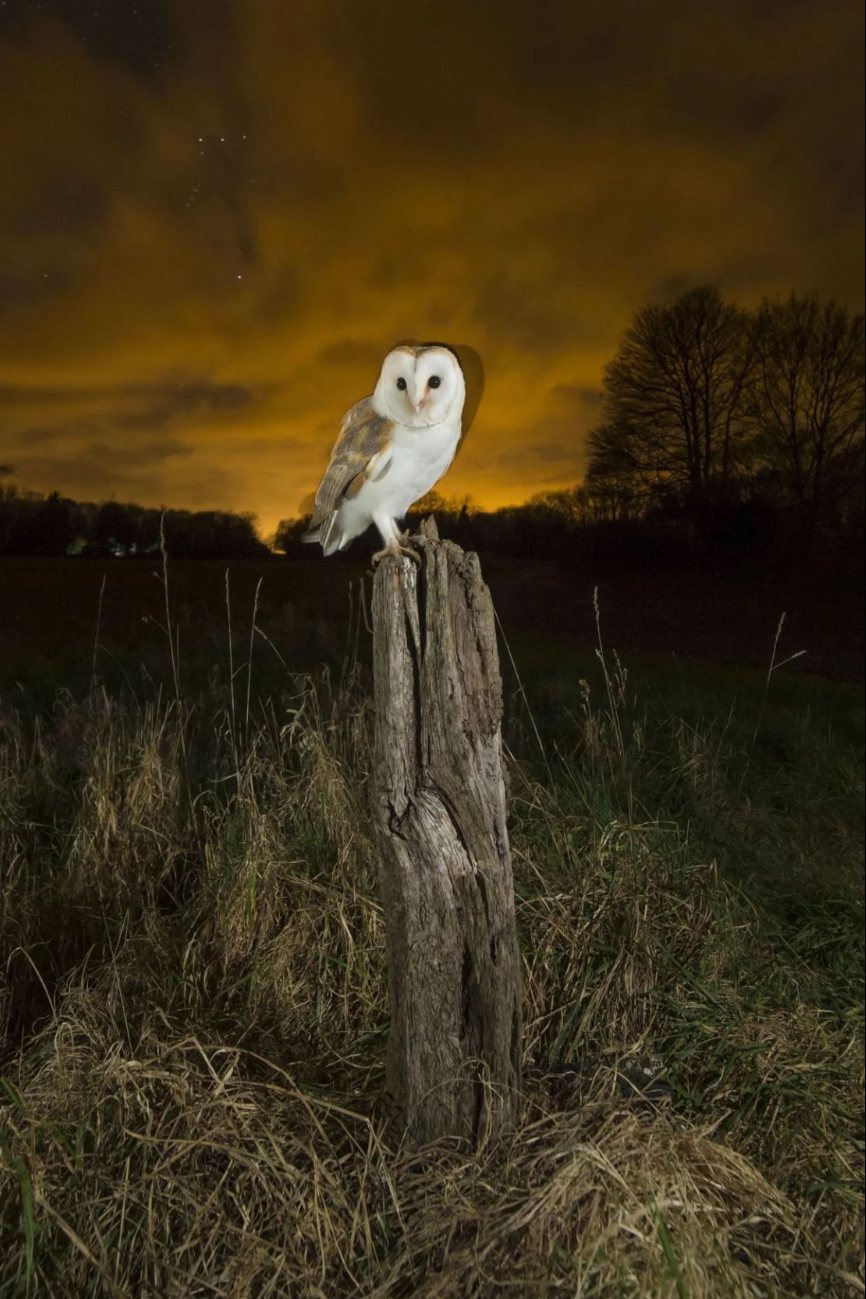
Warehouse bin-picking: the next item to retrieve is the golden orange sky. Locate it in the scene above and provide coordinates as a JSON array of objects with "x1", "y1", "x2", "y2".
[{"x1": 1, "y1": 0, "x2": 863, "y2": 539}]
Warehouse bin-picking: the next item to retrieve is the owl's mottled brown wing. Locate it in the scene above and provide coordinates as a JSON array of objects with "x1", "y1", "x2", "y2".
[{"x1": 306, "y1": 397, "x2": 393, "y2": 536}]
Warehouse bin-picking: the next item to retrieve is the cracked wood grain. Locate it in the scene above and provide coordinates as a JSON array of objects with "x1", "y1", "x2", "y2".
[{"x1": 372, "y1": 518, "x2": 522, "y2": 1146}]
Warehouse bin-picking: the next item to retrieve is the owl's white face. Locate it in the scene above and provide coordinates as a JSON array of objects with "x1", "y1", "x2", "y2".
[{"x1": 374, "y1": 345, "x2": 465, "y2": 429}]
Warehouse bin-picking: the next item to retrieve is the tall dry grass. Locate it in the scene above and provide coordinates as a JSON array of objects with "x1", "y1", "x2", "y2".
[{"x1": 0, "y1": 571, "x2": 862, "y2": 1297}]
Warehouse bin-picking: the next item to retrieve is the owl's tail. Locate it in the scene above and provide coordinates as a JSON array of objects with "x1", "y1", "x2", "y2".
[{"x1": 303, "y1": 511, "x2": 342, "y2": 556}]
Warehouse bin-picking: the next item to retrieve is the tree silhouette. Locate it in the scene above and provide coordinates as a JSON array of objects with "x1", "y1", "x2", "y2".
[
  {"x1": 584, "y1": 424, "x2": 642, "y2": 519},
  {"x1": 408, "y1": 489, "x2": 476, "y2": 520},
  {"x1": 593, "y1": 286, "x2": 755, "y2": 519},
  {"x1": 31, "y1": 492, "x2": 76, "y2": 556},
  {"x1": 752, "y1": 294, "x2": 865, "y2": 542},
  {"x1": 273, "y1": 516, "x2": 310, "y2": 553},
  {"x1": 0, "y1": 465, "x2": 16, "y2": 552},
  {"x1": 161, "y1": 509, "x2": 269, "y2": 559},
  {"x1": 95, "y1": 501, "x2": 138, "y2": 553}
]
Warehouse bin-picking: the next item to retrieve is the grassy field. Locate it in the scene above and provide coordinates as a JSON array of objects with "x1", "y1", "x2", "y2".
[
  {"x1": 0, "y1": 551, "x2": 863, "y2": 1296},
  {"x1": 1, "y1": 548, "x2": 863, "y2": 688}
]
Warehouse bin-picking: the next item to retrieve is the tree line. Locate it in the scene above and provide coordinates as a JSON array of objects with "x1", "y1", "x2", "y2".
[
  {"x1": 584, "y1": 287, "x2": 864, "y2": 547},
  {"x1": 0, "y1": 475, "x2": 268, "y2": 560}
]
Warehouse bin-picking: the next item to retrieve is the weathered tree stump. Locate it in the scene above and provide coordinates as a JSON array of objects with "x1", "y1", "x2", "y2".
[{"x1": 371, "y1": 518, "x2": 522, "y2": 1146}]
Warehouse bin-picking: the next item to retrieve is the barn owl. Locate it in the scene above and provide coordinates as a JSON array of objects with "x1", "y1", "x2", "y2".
[{"x1": 304, "y1": 343, "x2": 465, "y2": 562}]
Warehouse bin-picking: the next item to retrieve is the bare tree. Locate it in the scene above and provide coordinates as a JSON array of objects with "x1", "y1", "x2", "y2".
[
  {"x1": 527, "y1": 478, "x2": 637, "y2": 525},
  {"x1": 752, "y1": 294, "x2": 865, "y2": 541},
  {"x1": 0, "y1": 465, "x2": 16, "y2": 552},
  {"x1": 585, "y1": 422, "x2": 644, "y2": 518},
  {"x1": 591, "y1": 286, "x2": 756, "y2": 516},
  {"x1": 525, "y1": 487, "x2": 585, "y2": 524}
]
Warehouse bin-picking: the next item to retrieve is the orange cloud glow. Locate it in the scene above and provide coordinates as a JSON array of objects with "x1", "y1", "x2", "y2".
[{"x1": 1, "y1": 0, "x2": 863, "y2": 537}]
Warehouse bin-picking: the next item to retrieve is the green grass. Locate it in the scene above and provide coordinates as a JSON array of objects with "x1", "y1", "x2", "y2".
[{"x1": 0, "y1": 563, "x2": 862, "y2": 1297}]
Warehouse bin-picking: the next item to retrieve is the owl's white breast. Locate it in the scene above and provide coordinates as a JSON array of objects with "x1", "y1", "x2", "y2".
[
  {"x1": 337, "y1": 410, "x2": 461, "y2": 542},
  {"x1": 367, "y1": 414, "x2": 460, "y2": 516}
]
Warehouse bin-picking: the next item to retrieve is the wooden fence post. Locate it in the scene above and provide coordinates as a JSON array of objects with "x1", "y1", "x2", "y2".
[{"x1": 371, "y1": 518, "x2": 522, "y2": 1146}]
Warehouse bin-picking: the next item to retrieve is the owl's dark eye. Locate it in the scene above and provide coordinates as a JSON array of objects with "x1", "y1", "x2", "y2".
[
  {"x1": 396, "y1": 377, "x2": 407, "y2": 391},
  {"x1": 428, "y1": 375, "x2": 441, "y2": 389}
]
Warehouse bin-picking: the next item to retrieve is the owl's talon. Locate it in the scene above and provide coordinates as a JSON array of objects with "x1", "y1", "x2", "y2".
[
  {"x1": 397, "y1": 531, "x2": 422, "y2": 562},
  {"x1": 371, "y1": 541, "x2": 421, "y2": 566}
]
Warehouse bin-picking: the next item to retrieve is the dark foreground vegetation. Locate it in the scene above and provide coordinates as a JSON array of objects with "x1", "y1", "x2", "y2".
[{"x1": 0, "y1": 544, "x2": 863, "y2": 1297}]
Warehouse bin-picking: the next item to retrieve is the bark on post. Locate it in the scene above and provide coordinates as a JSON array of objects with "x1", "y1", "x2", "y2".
[{"x1": 371, "y1": 517, "x2": 522, "y2": 1147}]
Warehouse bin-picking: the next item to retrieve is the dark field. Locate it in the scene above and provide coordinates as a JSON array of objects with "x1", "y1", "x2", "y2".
[
  {"x1": 2, "y1": 550, "x2": 864, "y2": 687},
  {"x1": 1, "y1": 549, "x2": 863, "y2": 1297}
]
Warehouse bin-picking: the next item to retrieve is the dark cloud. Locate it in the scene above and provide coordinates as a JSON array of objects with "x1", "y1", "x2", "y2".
[
  {"x1": 493, "y1": 418, "x2": 589, "y2": 472},
  {"x1": 83, "y1": 438, "x2": 193, "y2": 467},
  {"x1": 0, "y1": 380, "x2": 255, "y2": 413},
  {"x1": 0, "y1": 0, "x2": 174, "y2": 81},
  {"x1": 0, "y1": 270, "x2": 71, "y2": 309},
  {"x1": 549, "y1": 385, "x2": 603, "y2": 412},
  {"x1": 3, "y1": 381, "x2": 259, "y2": 485},
  {"x1": 649, "y1": 274, "x2": 698, "y2": 303},
  {"x1": 14, "y1": 427, "x2": 61, "y2": 447},
  {"x1": 115, "y1": 383, "x2": 255, "y2": 429},
  {"x1": 315, "y1": 339, "x2": 387, "y2": 370},
  {"x1": 13, "y1": 446, "x2": 236, "y2": 507},
  {"x1": 232, "y1": 433, "x2": 306, "y2": 458},
  {"x1": 472, "y1": 276, "x2": 578, "y2": 356},
  {"x1": 14, "y1": 173, "x2": 109, "y2": 239}
]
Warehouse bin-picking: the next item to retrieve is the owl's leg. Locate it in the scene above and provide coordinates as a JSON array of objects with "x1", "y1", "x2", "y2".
[{"x1": 371, "y1": 514, "x2": 420, "y2": 565}]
